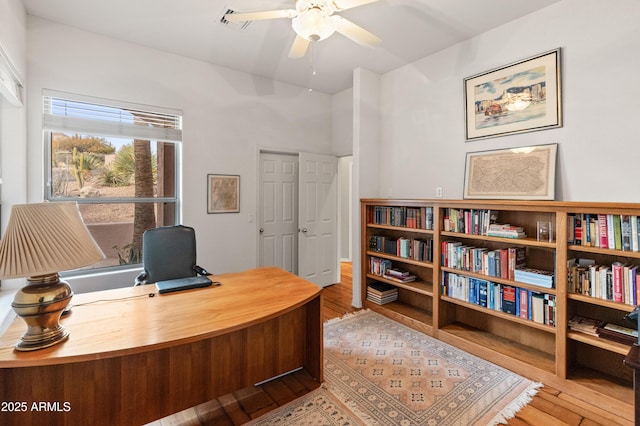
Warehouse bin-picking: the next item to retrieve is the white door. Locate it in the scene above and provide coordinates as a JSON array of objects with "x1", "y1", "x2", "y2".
[
  {"x1": 259, "y1": 152, "x2": 298, "y2": 274},
  {"x1": 298, "y1": 152, "x2": 338, "y2": 287}
]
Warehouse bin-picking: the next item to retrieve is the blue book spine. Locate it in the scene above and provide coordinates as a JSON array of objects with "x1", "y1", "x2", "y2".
[
  {"x1": 479, "y1": 280, "x2": 488, "y2": 308},
  {"x1": 469, "y1": 278, "x2": 476, "y2": 304},
  {"x1": 488, "y1": 282, "x2": 494, "y2": 309},
  {"x1": 487, "y1": 251, "x2": 496, "y2": 277}
]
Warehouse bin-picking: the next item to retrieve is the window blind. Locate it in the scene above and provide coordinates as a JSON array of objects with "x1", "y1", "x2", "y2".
[{"x1": 42, "y1": 90, "x2": 182, "y2": 142}]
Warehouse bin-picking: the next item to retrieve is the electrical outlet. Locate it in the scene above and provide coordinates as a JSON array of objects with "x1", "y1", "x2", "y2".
[{"x1": 436, "y1": 187, "x2": 443, "y2": 198}]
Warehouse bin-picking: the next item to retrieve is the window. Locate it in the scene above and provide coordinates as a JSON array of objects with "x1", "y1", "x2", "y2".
[{"x1": 43, "y1": 90, "x2": 182, "y2": 272}]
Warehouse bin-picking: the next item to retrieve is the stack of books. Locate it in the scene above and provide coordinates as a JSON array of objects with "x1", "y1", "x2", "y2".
[
  {"x1": 383, "y1": 268, "x2": 417, "y2": 283},
  {"x1": 367, "y1": 282, "x2": 398, "y2": 305},
  {"x1": 568, "y1": 315, "x2": 602, "y2": 336},
  {"x1": 597, "y1": 323, "x2": 638, "y2": 345},
  {"x1": 514, "y1": 267, "x2": 555, "y2": 288},
  {"x1": 486, "y1": 223, "x2": 526, "y2": 239}
]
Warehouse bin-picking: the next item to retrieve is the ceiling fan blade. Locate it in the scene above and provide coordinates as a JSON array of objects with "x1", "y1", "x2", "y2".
[
  {"x1": 334, "y1": 16, "x2": 381, "y2": 47},
  {"x1": 332, "y1": 0, "x2": 380, "y2": 11},
  {"x1": 288, "y1": 35, "x2": 311, "y2": 58},
  {"x1": 224, "y1": 9, "x2": 296, "y2": 23}
]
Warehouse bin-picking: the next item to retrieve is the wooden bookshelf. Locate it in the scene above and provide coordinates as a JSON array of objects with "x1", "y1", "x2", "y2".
[{"x1": 361, "y1": 198, "x2": 640, "y2": 419}]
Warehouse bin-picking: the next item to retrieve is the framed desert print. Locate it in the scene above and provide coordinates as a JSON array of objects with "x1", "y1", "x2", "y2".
[
  {"x1": 464, "y1": 48, "x2": 562, "y2": 141},
  {"x1": 463, "y1": 143, "x2": 557, "y2": 200},
  {"x1": 207, "y1": 174, "x2": 240, "y2": 213}
]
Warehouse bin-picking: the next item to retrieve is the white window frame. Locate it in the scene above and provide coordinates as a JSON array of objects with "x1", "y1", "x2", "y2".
[{"x1": 42, "y1": 90, "x2": 182, "y2": 273}]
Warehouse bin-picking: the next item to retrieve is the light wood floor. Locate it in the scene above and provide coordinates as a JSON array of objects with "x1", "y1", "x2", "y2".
[{"x1": 154, "y1": 263, "x2": 629, "y2": 426}]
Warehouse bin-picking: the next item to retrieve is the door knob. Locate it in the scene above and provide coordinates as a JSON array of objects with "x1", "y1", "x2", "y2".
[
  {"x1": 259, "y1": 228, "x2": 264, "y2": 233},
  {"x1": 300, "y1": 228, "x2": 308, "y2": 233}
]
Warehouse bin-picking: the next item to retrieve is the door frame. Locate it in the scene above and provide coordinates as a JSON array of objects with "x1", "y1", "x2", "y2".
[{"x1": 256, "y1": 148, "x2": 342, "y2": 285}]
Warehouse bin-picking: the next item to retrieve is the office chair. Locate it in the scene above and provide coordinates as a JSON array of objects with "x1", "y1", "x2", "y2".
[{"x1": 134, "y1": 225, "x2": 209, "y2": 286}]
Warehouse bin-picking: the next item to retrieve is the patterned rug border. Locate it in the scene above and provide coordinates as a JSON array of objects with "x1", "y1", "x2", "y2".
[
  {"x1": 244, "y1": 384, "x2": 365, "y2": 425},
  {"x1": 324, "y1": 309, "x2": 542, "y2": 425}
]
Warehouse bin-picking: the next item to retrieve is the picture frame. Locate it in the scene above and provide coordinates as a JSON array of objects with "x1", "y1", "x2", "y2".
[
  {"x1": 207, "y1": 174, "x2": 240, "y2": 213},
  {"x1": 464, "y1": 48, "x2": 562, "y2": 141},
  {"x1": 463, "y1": 143, "x2": 557, "y2": 200}
]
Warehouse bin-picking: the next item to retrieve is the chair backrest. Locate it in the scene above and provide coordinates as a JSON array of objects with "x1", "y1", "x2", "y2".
[{"x1": 141, "y1": 225, "x2": 197, "y2": 283}]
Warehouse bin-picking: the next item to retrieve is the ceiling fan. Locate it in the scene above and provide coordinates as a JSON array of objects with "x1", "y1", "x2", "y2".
[{"x1": 224, "y1": 0, "x2": 382, "y2": 58}]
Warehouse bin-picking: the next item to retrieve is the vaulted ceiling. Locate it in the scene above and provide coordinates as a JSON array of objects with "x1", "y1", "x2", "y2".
[{"x1": 23, "y1": 0, "x2": 560, "y2": 94}]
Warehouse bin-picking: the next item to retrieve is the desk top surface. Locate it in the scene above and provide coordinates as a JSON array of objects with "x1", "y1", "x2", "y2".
[{"x1": 0, "y1": 267, "x2": 321, "y2": 367}]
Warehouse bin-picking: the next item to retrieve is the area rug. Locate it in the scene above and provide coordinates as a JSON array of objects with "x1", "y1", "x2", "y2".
[
  {"x1": 245, "y1": 385, "x2": 363, "y2": 425},
  {"x1": 322, "y1": 310, "x2": 541, "y2": 425}
]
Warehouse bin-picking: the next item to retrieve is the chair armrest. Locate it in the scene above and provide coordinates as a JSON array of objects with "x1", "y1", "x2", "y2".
[
  {"x1": 194, "y1": 265, "x2": 209, "y2": 276},
  {"x1": 134, "y1": 271, "x2": 148, "y2": 286}
]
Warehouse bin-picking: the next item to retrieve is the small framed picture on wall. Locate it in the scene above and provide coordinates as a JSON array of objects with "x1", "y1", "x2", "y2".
[{"x1": 207, "y1": 174, "x2": 240, "y2": 214}]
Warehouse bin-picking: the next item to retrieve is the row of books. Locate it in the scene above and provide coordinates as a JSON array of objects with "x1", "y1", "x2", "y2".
[
  {"x1": 568, "y1": 213, "x2": 640, "y2": 251},
  {"x1": 568, "y1": 315, "x2": 638, "y2": 346},
  {"x1": 441, "y1": 241, "x2": 527, "y2": 279},
  {"x1": 367, "y1": 281, "x2": 399, "y2": 305},
  {"x1": 442, "y1": 272, "x2": 556, "y2": 326},
  {"x1": 442, "y1": 208, "x2": 498, "y2": 235},
  {"x1": 369, "y1": 206, "x2": 434, "y2": 230},
  {"x1": 369, "y1": 257, "x2": 417, "y2": 283},
  {"x1": 369, "y1": 235, "x2": 434, "y2": 262},
  {"x1": 370, "y1": 256, "x2": 392, "y2": 276},
  {"x1": 568, "y1": 258, "x2": 639, "y2": 305}
]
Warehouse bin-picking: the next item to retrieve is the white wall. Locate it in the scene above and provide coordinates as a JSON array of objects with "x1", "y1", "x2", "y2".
[
  {"x1": 0, "y1": 0, "x2": 26, "y2": 330},
  {"x1": 377, "y1": 0, "x2": 640, "y2": 202},
  {"x1": 331, "y1": 88, "x2": 353, "y2": 157},
  {"x1": 26, "y1": 16, "x2": 333, "y2": 291},
  {"x1": 0, "y1": 0, "x2": 27, "y2": 225},
  {"x1": 352, "y1": 67, "x2": 381, "y2": 307}
]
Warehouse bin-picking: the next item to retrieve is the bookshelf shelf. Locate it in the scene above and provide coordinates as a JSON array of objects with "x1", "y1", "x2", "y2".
[
  {"x1": 361, "y1": 198, "x2": 640, "y2": 419},
  {"x1": 368, "y1": 223, "x2": 434, "y2": 235},
  {"x1": 569, "y1": 245, "x2": 640, "y2": 259},
  {"x1": 441, "y1": 295, "x2": 556, "y2": 333},
  {"x1": 440, "y1": 266, "x2": 557, "y2": 296},
  {"x1": 567, "y1": 292, "x2": 635, "y2": 312},
  {"x1": 441, "y1": 231, "x2": 556, "y2": 248},
  {"x1": 366, "y1": 251, "x2": 433, "y2": 268},
  {"x1": 567, "y1": 330, "x2": 632, "y2": 355},
  {"x1": 366, "y1": 274, "x2": 433, "y2": 296},
  {"x1": 438, "y1": 322, "x2": 556, "y2": 375},
  {"x1": 367, "y1": 301, "x2": 433, "y2": 335},
  {"x1": 568, "y1": 365, "x2": 633, "y2": 403}
]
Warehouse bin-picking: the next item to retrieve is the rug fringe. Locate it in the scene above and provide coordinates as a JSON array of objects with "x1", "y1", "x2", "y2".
[
  {"x1": 488, "y1": 381, "x2": 543, "y2": 425},
  {"x1": 324, "y1": 308, "x2": 370, "y2": 325}
]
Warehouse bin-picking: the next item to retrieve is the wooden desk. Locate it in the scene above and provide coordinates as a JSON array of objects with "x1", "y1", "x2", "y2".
[{"x1": 0, "y1": 267, "x2": 323, "y2": 425}]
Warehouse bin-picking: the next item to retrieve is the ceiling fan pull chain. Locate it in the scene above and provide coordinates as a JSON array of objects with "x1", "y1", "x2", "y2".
[{"x1": 308, "y1": 42, "x2": 317, "y2": 92}]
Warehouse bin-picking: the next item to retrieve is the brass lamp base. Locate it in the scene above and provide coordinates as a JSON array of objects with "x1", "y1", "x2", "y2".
[{"x1": 11, "y1": 273, "x2": 73, "y2": 352}]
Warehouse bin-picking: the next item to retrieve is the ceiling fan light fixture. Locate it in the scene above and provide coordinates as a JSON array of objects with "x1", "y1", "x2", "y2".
[{"x1": 291, "y1": 8, "x2": 337, "y2": 42}]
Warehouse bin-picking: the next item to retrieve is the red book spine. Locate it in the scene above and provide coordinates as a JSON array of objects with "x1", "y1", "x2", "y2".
[
  {"x1": 500, "y1": 249, "x2": 508, "y2": 279},
  {"x1": 598, "y1": 214, "x2": 609, "y2": 248},
  {"x1": 613, "y1": 262, "x2": 624, "y2": 302},
  {"x1": 519, "y1": 289, "x2": 528, "y2": 319}
]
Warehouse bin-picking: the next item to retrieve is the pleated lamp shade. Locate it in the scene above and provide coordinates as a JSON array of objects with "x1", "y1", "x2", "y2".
[{"x1": 0, "y1": 202, "x2": 105, "y2": 279}]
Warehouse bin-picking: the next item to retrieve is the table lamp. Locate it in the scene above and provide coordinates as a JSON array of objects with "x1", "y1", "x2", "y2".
[{"x1": 0, "y1": 202, "x2": 105, "y2": 351}]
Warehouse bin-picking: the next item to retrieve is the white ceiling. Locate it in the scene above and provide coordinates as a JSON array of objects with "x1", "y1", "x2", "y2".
[{"x1": 23, "y1": 0, "x2": 560, "y2": 94}]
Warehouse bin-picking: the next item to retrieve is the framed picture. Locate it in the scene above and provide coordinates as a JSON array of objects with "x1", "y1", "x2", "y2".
[
  {"x1": 207, "y1": 174, "x2": 240, "y2": 213},
  {"x1": 463, "y1": 143, "x2": 557, "y2": 200},
  {"x1": 464, "y1": 48, "x2": 562, "y2": 141}
]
